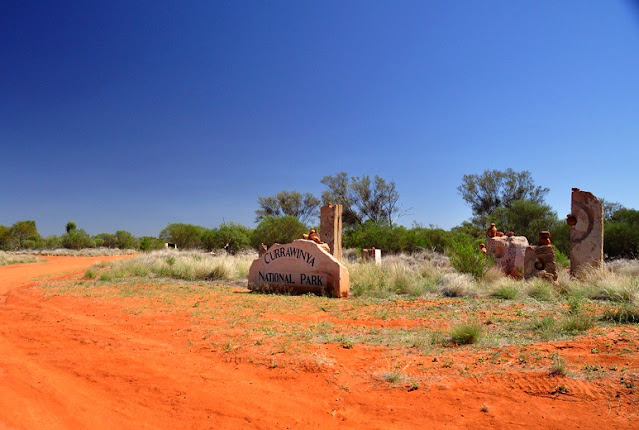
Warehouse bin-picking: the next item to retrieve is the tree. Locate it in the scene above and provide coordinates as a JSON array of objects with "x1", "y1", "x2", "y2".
[
  {"x1": 63, "y1": 229, "x2": 94, "y2": 249},
  {"x1": 202, "y1": 223, "x2": 251, "y2": 254},
  {"x1": 599, "y1": 198, "x2": 625, "y2": 221},
  {"x1": 0, "y1": 225, "x2": 14, "y2": 250},
  {"x1": 10, "y1": 220, "x2": 40, "y2": 249},
  {"x1": 489, "y1": 200, "x2": 559, "y2": 245},
  {"x1": 115, "y1": 230, "x2": 137, "y2": 249},
  {"x1": 65, "y1": 221, "x2": 77, "y2": 234},
  {"x1": 458, "y1": 169, "x2": 549, "y2": 218},
  {"x1": 42, "y1": 235, "x2": 63, "y2": 250},
  {"x1": 255, "y1": 191, "x2": 320, "y2": 225},
  {"x1": 250, "y1": 216, "x2": 308, "y2": 248},
  {"x1": 159, "y1": 223, "x2": 206, "y2": 249},
  {"x1": 138, "y1": 236, "x2": 165, "y2": 251},
  {"x1": 321, "y1": 172, "x2": 402, "y2": 226},
  {"x1": 605, "y1": 208, "x2": 639, "y2": 259},
  {"x1": 94, "y1": 233, "x2": 117, "y2": 248}
]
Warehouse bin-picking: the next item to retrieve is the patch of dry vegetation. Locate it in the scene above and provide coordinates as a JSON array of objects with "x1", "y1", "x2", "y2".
[
  {"x1": 91, "y1": 250, "x2": 254, "y2": 282},
  {"x1": 0, "y1": 251, "x2": 41, "y2": 266},
  {"x1": 14, "y1": 247, "x2": 138, "y2": 257},
  {"x1": 86, "y1": 249, "x2": 639, "y2": 307}
]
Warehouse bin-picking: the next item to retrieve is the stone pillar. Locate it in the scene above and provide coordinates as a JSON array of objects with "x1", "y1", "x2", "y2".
[
  {"x1": 320, "y1": 204, "x2": 342, "y2": 261},
  {"x1": 568, "y1": 188, "x2": 604, "y2": 275}
]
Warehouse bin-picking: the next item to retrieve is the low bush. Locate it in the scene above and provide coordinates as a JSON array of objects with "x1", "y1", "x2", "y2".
[
  {"x1": 548, "y1": 352, "x2": 567, "y2": 376},
  {"x1": 532, "y1": 316, "x2": 559, "y2": 340},
  {"x1": 447, "y1": 239, "x2": 491, "y2": 281},
  {"x1": 560, "y1": 313, "x2": 594, "y2": 334},
  {"x1": 491, "y1": 282, "x2": 520, "y2": 300},
  {"x1": 527, "y1": 280, "x2": 556, "y2": 301},
  {"x1": 449, "y1": 322, "x2": 482, "y2": 345},
  {"x1": 250, "y1": 216, "x2": 307, "y2": 249},
  {"x1": 202, "y1": 223, "x2": 251, "y2": 254},
  {"x1": 601, "y1": 304, "x2": 639, "y2": 324}
]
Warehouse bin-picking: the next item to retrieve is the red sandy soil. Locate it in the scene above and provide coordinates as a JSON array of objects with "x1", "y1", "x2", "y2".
[{"x1": 1, "y1": 257, "x2": 637, "y2": 429}]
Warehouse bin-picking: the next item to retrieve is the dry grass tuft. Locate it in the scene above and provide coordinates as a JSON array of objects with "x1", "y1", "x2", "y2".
[
  {"x1": 0, "y1": 251, "x2": 41, "y2": 266},
  {"x1": 93, "y1": 250, "x2": 253, "y2": 282},
  {"x1": 439, "y1": 273, "x2": 477, "y2": 297},
  {"x1": 14, "y1": 248, "x2": 138, "y2": 257}
]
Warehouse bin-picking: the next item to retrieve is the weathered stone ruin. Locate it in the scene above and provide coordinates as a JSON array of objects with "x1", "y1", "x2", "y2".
[{"x1": 567, "y1": 188, "x2": 604, "y2": 275}]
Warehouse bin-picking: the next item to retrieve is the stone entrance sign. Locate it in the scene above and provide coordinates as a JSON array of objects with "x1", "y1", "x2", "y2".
[
  {"x1": 487, "y1": 236, "x2": 529, "y2": 278},
  {"x1": 248, "y1": 239, "x2": 349, "y2": 297},
  {"x1": 568, "y1": 188, "x2": 603, "y2": 275},
  {"x1": 320, "y1": 204, "x2": 343, "y2": 261}
]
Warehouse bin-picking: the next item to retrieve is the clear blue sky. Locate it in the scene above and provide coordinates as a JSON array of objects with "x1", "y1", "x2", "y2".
[{"x1": 2, "y1": 1, "x2": 638, "y2": 236}]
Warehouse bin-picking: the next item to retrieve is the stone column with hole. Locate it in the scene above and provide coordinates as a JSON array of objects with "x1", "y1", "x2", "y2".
[
  {"x1": 567, "y1": 188, "x2": 604, "y2": 275},
  {"x1": 320, "y1": 204, "x2": 343, "y2": 261}
]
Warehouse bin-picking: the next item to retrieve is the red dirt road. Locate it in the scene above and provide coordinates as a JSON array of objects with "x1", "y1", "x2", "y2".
[{"x1": 0, "y1": 257, "x2": 637, "y2": 429}]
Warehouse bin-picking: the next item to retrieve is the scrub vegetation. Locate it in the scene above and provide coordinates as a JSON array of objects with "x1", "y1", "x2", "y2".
[{"x1": 0, "y1": 251, "x2": 41, "y2": 266}]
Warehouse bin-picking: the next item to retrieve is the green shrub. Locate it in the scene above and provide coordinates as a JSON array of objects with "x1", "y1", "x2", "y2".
[
  {"x1": 548, "y1": 352, "x2": 567, "y2": 376},
  {"x1": 202, "y1": 223, "x2": 251, "y2": 253},
  {"x1": 527, "y1": 280, "x2": 556, "y2": 301},
  {"x1": 601, "y1": 304, "x2": 639, "y2": 324},
  {"x1": 115, "y1": 230, "x2": 137, "y2": 249},
  {"x1": 94, "y1": 233, "x2": 117, "y2": 248},
  {"x1": 561, "y1": 313, "x2": 594, "y2": 334},
  {"x1": 348, "y1": 260, "x2": 439, "y2": 298},
  {"x1": 492, "y1": 283, "x2": 520, "y2": 299},
  {"x1": 407, "y1": 227, "x2": 455, "y2": 253},
  {"x1": 605, "y1": 209, "x2": 639, "y2": 259},
  {"x1": 447, "y1": 239, "x2": 490, "y2": 280},
  {"x1": 449, "y1": 322, "x2": 482, "y2": 345},
  {"x1": 532, "y1": 316, "x2": 559, "y2": 340},
  {"x1": 42, "y1": 235, "x2": 63, "y2": 249},
  {"x1": 138, "y1": 236, "x2": 165, "y2": 251},
  {"x1": 159, "y1": 223, "x2": 207, "y2": 249},
  {"x1": 63, "y1": 229, "x2": 95, "y2": 249},
  {"x1": 344, "y1": 223, "x2": 460, "y2": 254},
  {"x1": 250, "y1": 216, "x2": 307, "y2": 248},
  {"x1": 344, "y1": 222, "x2": 411, "y2": 253},
  {"x1": 9, "y1": 220, "x2": 41, "y2": 249},
  {"x1": 555, "y1": 249, "x2": 569, "y2": 268}
]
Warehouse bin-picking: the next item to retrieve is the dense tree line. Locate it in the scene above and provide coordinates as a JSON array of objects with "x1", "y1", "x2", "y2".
[
  {"x1": 0, "y1": 220, "x2": 164, "y2": 252},
  {"x1": 2, "y1": 170, "x2": 637, "y2": 259}
]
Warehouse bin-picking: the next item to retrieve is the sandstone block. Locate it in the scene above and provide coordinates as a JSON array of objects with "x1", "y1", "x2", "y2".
[
  {"x1": 487, "y1": 236, "x2": 529, "y2": 278},
  {"x1": 248, "y1": 239, "x2": 349, "y2": 298},
  {"x1": 320, "y1": 204, "x2": 343, "y2": 261},
  {"x1": 568, "y1": 189, "x2": 603, "y2": 275}
]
